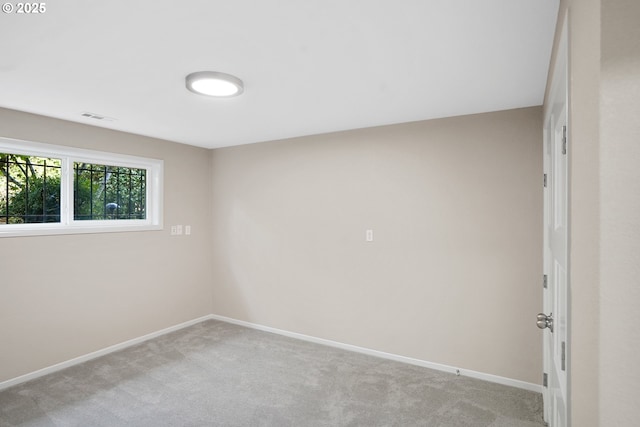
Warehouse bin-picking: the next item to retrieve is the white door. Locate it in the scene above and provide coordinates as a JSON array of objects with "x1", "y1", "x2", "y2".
[{"x1": 541, "y1": 14, "x2": 568, "y2": 427}]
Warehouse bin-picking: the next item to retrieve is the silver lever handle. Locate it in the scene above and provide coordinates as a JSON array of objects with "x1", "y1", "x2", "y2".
[{"x1": 536, "y1": 312, "x2": 554, "y2": 332}]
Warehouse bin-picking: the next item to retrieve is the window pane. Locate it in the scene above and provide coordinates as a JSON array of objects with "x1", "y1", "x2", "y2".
[
  {"x1": 74, "y1": 162, "x2": 146, "y2": 220},
  {"x1": 0, "y1": 153, "x2": 61, "y2": 224}
]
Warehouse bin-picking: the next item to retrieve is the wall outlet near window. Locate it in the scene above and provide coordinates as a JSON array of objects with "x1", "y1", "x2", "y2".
[
  {"x1": 176, "y1": 224, "x2": 183, "y2": 235},
  {"x1": 170, "y1": 225, "x2": 177, "y2": 235},
  {"x1": 185, "y1": 225, "x2": 191, "y2": 235}
]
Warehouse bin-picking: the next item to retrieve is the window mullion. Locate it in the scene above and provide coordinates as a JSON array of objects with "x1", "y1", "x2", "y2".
[{"x1": 60, "y1": 156, "x2": 73, "y2": 226}]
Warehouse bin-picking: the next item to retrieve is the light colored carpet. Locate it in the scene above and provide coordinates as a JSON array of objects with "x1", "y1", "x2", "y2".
[{"x1": 0, "y1": 320, "x2": 544, "y2": 426}]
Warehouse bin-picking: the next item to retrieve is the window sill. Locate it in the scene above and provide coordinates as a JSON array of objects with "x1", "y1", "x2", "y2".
[{"x1": 0, "y1": 223, "x2": 163, "y2": 238}]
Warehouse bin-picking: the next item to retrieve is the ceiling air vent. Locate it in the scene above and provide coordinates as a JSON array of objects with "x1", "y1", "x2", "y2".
[{"x1": 81, "y1": 112, "x2": 116, "y2": 121}]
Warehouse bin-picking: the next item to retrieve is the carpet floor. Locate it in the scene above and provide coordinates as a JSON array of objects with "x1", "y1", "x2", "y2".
[{"x1": 0, "y1": 320, "x2": 544, "y2": 426}]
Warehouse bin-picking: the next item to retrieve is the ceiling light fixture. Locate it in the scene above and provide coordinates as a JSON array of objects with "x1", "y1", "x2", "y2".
[{"x1": 185, "y1": 71, "x2": 244, "y2": 98}]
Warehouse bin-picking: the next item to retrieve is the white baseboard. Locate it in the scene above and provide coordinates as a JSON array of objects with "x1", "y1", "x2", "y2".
[
  {"x1": 208, "y1": 314, "x2": 542, "y2": 394},
  {"x1": 1, "y1": 313, "x2": 541, "y2": 394},
  {"x1": 0, "y1": 315, "x2": 214, "y2": 391}
]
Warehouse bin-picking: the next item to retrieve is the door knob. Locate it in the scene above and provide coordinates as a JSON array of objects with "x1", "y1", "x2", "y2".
[{"x1": 536, "y1": 312, "x2": 554, "y2": 332}]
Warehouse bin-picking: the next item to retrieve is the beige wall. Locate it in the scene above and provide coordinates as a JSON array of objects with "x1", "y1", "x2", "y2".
[
  {"x1": 600, "y1": 0, "x2": 640, "y2": 424},
  {"x1": 0, "y1": 108, "x2": 213, "y2": 382},
  {"x1": 1, "y1": 106, "x2": 544, "y2": 388},
  {"x1": 210, "y1": 107, "x2": 543, "y2": 384}
]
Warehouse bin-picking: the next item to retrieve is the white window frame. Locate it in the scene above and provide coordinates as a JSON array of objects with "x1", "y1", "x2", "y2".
[{"x1": 0, "y1": 137, "x2": 163, "y2": 237}]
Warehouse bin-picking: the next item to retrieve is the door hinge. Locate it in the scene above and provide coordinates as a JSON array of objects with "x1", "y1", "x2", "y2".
[
  {"x1": 543, "y1": 173, "x2": 547, "y2": 188},
  {"x1": 543, "y1": 372, "x2": 548, "y2": 388},
  {"x1": 562, "y1": 125, "x2": 567, "y2": 155},
  {"x1": 543, "y1": 274, "x2": 548, "y2": 289},
  {"x1": 561, "y1": 341, "x2": 566, "y2": 371}
]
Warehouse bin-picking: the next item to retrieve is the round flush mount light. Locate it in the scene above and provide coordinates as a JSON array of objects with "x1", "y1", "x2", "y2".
[{"x1": 186, "y1": 71, "x2": 244, "y2": 97}]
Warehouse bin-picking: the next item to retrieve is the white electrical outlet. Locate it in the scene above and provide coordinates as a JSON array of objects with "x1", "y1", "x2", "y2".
[
  {"x1": 185, "y1": 225, "x2": 191, "y2": 235},
  {"x1": 170, "y1": 226, "x2": 177, "y2": 236},
  {"x1": 176, "y1": 224, "x2": 183, "y2": 235},
  {"x1": 366, "y1": 229, "x2": 374, "y2": 242}
]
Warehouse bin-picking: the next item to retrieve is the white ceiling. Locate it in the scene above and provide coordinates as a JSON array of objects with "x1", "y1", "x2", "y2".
[{"x1": 0, "y1": 0, "x2": 559, "y2": 149}]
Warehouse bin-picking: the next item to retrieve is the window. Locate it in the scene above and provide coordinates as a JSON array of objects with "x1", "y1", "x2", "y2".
[
  {"x1": 1, "y1": 154, "x2": 61, "y2": 224},
  {"x1": 0, "y1": 137, "x2": 163, "y2": 237},
  {"x1": 73, "y1": 162, "x2": 146, "y2": 221}
]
